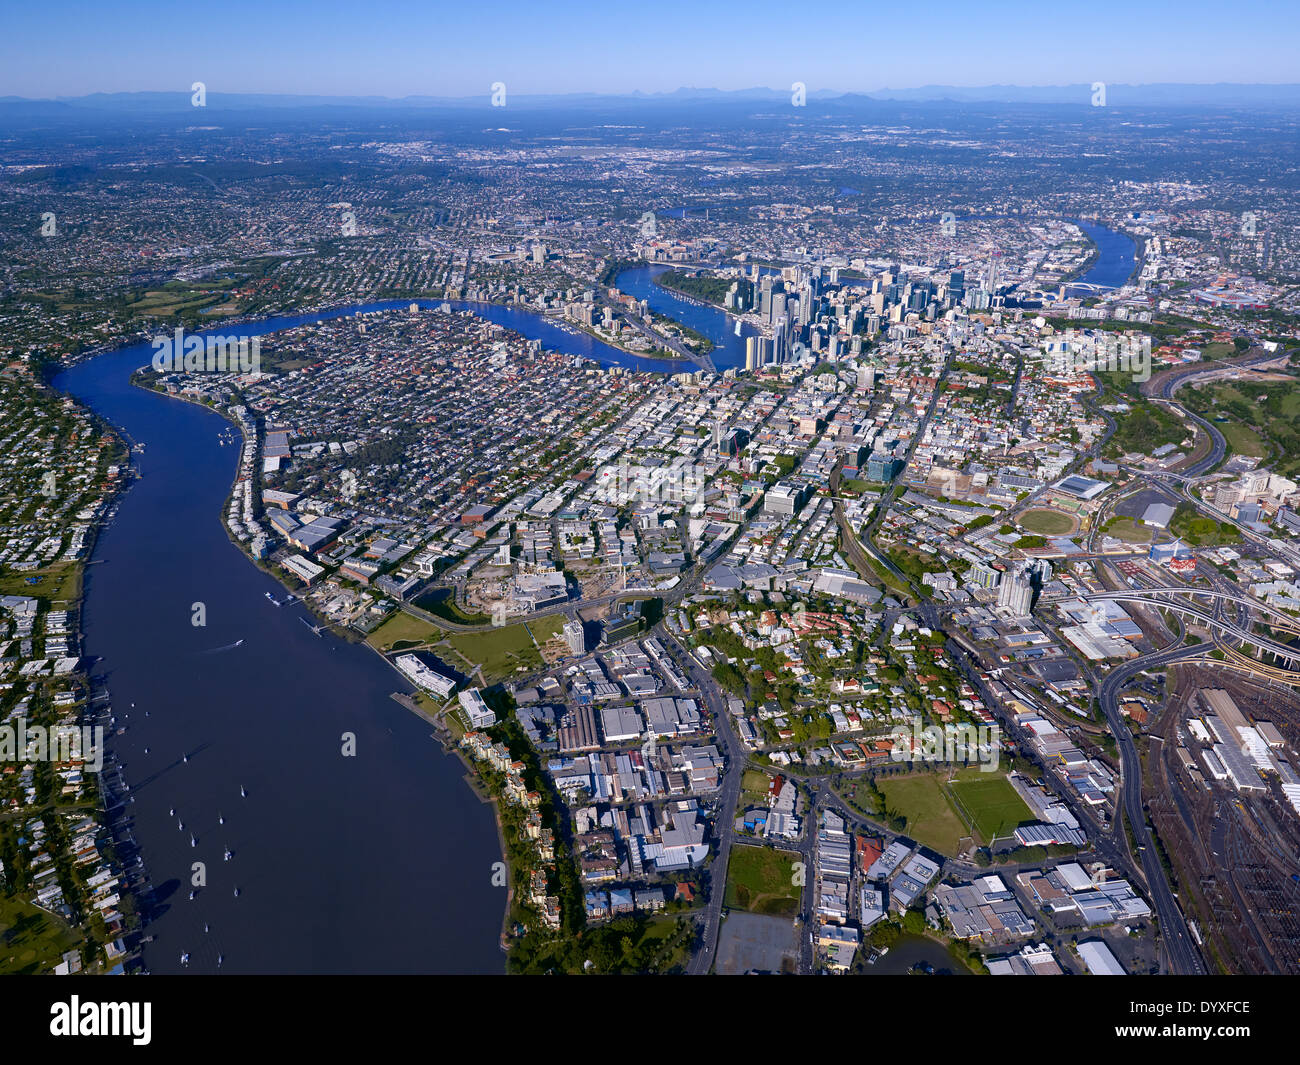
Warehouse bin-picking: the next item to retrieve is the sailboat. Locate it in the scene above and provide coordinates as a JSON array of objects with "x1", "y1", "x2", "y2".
[{"x1": 240, "y1": 785, "x2": 247, "y2": 798}]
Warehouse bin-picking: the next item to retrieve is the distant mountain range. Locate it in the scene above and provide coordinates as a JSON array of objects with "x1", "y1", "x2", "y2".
[{"x1": 4, "y1": 83, "x2": 1300, "y2": 115}]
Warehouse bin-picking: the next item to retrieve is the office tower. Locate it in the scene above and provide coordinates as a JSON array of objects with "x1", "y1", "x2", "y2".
[
  {"x1": 948, "y1": 270, "x2": 965, "y2": 307},
  {"x1": 773, "y1": 321, "x2": 788, "y2": 363},
  {"x1": 771, "y1": 293, "x2": 787, "y2": 325}
]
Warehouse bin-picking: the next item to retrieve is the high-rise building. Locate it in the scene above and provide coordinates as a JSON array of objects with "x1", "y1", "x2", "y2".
[
  {"x1": 563, "y1": 619, "x2": 586, "y2": 656},
  {"x1": 997, "y1": 574, "x2": 1034, "y2": 615}
]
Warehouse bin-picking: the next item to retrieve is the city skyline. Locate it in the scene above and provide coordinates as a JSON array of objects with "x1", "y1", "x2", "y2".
[{"x1": 4, "y1": 0, "x2": 1300, "y2": 1018}]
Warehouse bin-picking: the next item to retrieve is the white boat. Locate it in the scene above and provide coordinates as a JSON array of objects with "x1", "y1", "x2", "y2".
[{"x1": 223, "y1": 848, "x2": 232, "y2": 861}]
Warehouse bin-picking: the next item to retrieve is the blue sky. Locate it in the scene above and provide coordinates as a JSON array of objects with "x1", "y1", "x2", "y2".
[{"x1": 3, "y1": 0, "x2": 1297, "y2": 98}]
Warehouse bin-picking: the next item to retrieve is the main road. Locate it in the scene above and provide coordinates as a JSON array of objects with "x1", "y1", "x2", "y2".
[
  {"x1": 1097, "y1": 642, "x2": 1209, "y2": 974},
  {"x1": 665, "y1": 631, "x2": 746, "y2": 975}
]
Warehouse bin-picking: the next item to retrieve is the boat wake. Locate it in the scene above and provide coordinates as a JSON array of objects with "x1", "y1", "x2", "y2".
[{"x1": 203, "y1": 639, "x2": 245, "y2": 654}]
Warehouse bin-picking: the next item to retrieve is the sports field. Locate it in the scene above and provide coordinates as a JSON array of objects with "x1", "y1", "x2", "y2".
[
  {"x1": 1018, "y1": 508, "x2": 1076, "y2": 536},
  {"x1": 948, "y1": 772, "x2": 1033, "y2": 842},
  {"x1": 879, "y1": 774, "x2": 969, "y2": 854},
  {"x1": 880, "y1": 769, "x2": 1033, "y2": 851}
]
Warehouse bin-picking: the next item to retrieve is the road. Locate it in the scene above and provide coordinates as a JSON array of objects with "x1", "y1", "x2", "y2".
[
  {"x1": 1096, "y1": 642, "x2": 1209, "y2": 974},
  {"x1": 664, "y1": 632, "x2": 746, "y2": 975}
]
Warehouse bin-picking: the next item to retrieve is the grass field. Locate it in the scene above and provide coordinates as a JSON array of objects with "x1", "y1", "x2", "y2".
[
  {"x1": 1018, "y1": 508, "x2": 1076, "y2": 536},
  {"x1": 881, "y1": 770, "x2": 1031, "y2": 851},
  {"x1": 879, "y1": 774, "x2": 970, "y2": 855},
  {"x1": 1184, "y1": 378, "x2": 1300, "y2": 477},
  {"x1": 366, "y1": 611, "x2": 441, "y2": 651},
  {"x1": 948, "y1": 771, "x2": 1033, "y2": 842},
  {"x1": 1171, "y1": 503, "x2": 1240, "y2": 547},
  {"x1": 1103, "y1": 517, "x2": 1154, "y2": 544},
  {"x1": 723, "y1": 844, "x2": 802, "y2": 916},
  {"x1": 127, "y1": 279, "x2": 245, "y2": 319},
  {"x1": 528, "y1": 615, "x2": 565, "y2": 644},
  {"x1": 445, "y1": 622, "x2": 542, "y2": 681},
  {"x1": 0, "y1": 894, "x2": 82, "y2": 975},
  {"x1": 1218, "y1": 419, "x2": 1267, "y2": 460},
  {"x1": 0, "y1": 560, "x2": 83, "y2": 602}
]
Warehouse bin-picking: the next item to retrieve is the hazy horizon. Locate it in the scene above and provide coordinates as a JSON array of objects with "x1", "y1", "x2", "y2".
[{"x1": 3, "y1": 0, "x2": 1297, "y2": 99}]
